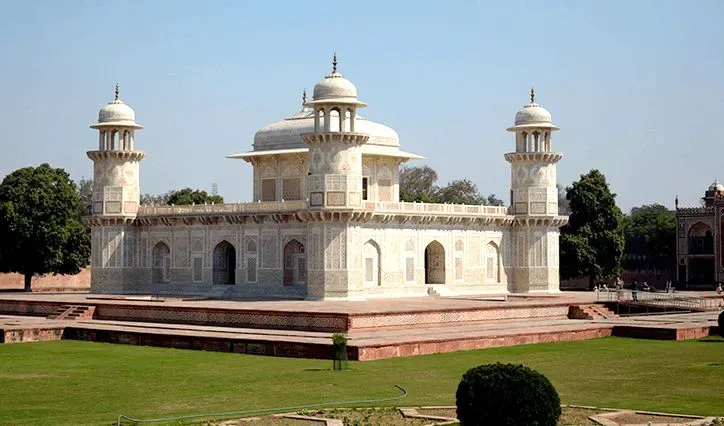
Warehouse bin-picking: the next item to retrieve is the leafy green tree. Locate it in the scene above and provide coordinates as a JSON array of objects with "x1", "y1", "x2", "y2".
[
  {"x1": 437, "y1": 179, "x2": 485, "y2": 205},
  {"x1": 0, "y1": 164, "x2": 91, "y2": 291},
  {"x1": 140, "y1": 191, "x2": 173, "y2": 206},
  {"x1": 623, "y1": 204, "x2": 676, "y2": 273},
  {"x1": 77, "y1": 177, "x2": 93, "y2": 215},
  {"x1": 167, "y1": 188, "x2": 224, "y2": 205},
  {"x1": 400, "y1": 166, "x2": 441, "y2": 203},
  {"x1": 486, "y1": 193, "x2": 505, "y2": 207},
  {"x1": 557, "y1": 183, "x2": 571, "y2": 215},
  {"x1": 560, "y1": 169, "x2": 625, "y2": 288},
  {"x1": 399, "y1": 165, "x2": 501, "y2": 205}
]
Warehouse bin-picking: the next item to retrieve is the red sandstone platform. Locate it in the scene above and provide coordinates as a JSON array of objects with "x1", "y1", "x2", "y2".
[{"x1": 0, "y1": 293, "x2": 719, "y2": 360}]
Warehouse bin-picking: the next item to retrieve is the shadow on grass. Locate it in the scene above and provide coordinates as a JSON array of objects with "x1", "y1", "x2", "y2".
[{"x1": 698, "y1": 336, "x2": 724, "y2": 343}]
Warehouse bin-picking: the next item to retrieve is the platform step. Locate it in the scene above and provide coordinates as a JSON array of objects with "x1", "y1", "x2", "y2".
[{"x1": 568, "y1": 304, "x2": 619, "y2": 320}]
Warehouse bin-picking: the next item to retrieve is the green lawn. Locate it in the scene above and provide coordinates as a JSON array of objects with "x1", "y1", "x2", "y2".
[{"x1": 0, "y1": 337, "x2": 722, "y2": 425}]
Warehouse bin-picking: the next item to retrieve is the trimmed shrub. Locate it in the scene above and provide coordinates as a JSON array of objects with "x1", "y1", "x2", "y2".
[
  {"x1": 718, "y1": 311, "x2": 724, "y2": 337},
  {"x1": 456, "y1": 363, "x2": 561, "y2": 426},
  {"x1": 332, "y1": 332, "x2": 348, "y2": 371}
]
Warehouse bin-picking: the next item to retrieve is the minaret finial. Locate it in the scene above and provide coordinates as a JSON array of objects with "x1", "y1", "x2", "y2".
[
  {"x1": 530, "y1": 87, "x2": 535, "y2": 103},
  {"x1": 302, "y1": 88, "x2": 307, "y2": 105},
  {"x1": 114, "y1": 84, "x2": 120, "y2": 101},
  {"x1": 332, "y1": 52, "x2": 338, "y2": 73}
]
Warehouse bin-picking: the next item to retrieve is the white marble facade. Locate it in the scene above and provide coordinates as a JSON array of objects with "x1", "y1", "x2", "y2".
[{"x1": 85, "y1": 59, "x2": 568, "y2": 300}]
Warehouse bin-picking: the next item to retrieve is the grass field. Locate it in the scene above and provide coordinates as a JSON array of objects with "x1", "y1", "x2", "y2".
[{"x1": 1, "y1": 336, "x2": 722, "y2": 425}]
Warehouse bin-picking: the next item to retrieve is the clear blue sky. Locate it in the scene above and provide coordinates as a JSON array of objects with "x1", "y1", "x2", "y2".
[{"x1": 1, "y1": 0, "x2": 722, "y2": 211}]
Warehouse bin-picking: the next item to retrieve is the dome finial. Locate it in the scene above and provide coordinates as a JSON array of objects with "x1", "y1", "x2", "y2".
[
  {"x1": 530, "y1": 87, "x2": 535, "y2": 104},
  {"x1": 114, "y1": 84, "x2": 120, "y2": 101},
  {"x1": 332, "y1": 52, "x2": 338, "y2": 73},
  {"x1": 302, "y1": 88, "x2": 307, "y2": 105}
]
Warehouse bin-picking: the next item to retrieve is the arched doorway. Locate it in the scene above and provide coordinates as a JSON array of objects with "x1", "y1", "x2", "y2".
[
  {"x1": 283, "y1": 239, "x2": 306, "y2": 286},
  {"x1": 363, "y1": 240, "x2": 381, "y2": 287},
  {"x1": 213, "y1": 241, "x2": 236, "y2": 285},
  {"x1": 424, "y1": 241, "x2": 445, "y2": 284},
  {"x1": 152, "y1": 242, "x2": 170, "y2": 284}
]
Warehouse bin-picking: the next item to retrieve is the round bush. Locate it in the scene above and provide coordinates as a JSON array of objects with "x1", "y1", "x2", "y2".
[
  {"x1": 718, "y1": 311, "x2": 724, "y2": 337},
  {"x1": 456, "y1": 363, "x2": 561, "y2": 426}
]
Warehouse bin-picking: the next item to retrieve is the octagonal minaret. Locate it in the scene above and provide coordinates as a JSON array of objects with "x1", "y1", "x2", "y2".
[
  {"x1": 87, "y1": 85, "x2": 145, "y2": 218},
  {"x1": 302, "y1": 54, "x2": 370, "y2": 209},
  {"x1": 505, "y1": 88, "x2": 568, "y2": 292}
]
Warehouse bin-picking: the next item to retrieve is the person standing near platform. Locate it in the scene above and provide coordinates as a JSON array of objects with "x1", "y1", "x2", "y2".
[{"x1": 632, "y1": 280, "x2": 639, "y2": 302}]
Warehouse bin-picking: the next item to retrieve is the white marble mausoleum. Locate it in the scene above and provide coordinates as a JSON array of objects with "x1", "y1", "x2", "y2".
[{"x1": 85, "y1": 57, "x2": 568, "y2": 300}]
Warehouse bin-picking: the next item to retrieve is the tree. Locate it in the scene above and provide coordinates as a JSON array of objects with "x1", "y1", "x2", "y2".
[
  {"x1": 437, "y1": 179, "x2": 485, "y2": 205},
  {"x1": 623, "y1": 204, "x2": 676, "y2": 273},
  {"x1": 557, "y1": 183, "x2": 571, "y2": 215},
  {"x1": 456, "y1": 363, "x2": 561, "y2": 426},
  {"x1": 166, "y1": 188, "x2": 224, "y2": 205},
  {"x1": 486, "y1": 193, "x2": 505, "y2": 207},
  {"x1": 400, "y1": 166, "x2": 440, "y2": 203},
  {"x1": 140, "y1": 191, "x2": 173, "y2": 206},
  {"x1": 77, "y1": 177, "x2": 93, "y2": 215},
  {"x1": 399, "y1": 165, "x2": 501, "y2": 205},
  {"x1": 0, "y1": 164, "x2": 91, "y2": 291},
  {"x1": 560, "y1": 169, "x2": 625, "y2": 288}
]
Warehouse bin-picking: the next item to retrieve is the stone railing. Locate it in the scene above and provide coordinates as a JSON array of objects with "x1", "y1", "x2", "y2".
[
  {"x1": 137, "y1": 200, "x2": 307, "y2": 216},
  {"x1": 676, "y1": 206, "x2": 714, "y2": 215},
  {"x1": 363, "y1": 201, "x2": 510, "y2": 216},
  {"x1": 136, "y1": 200, "x2": 511, "y2": 217}
]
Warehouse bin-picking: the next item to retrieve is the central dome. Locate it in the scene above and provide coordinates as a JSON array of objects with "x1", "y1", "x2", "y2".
[
  {"x1": 253, "y1": 105, "x2": 399, "y2": 151},
  {"x1": 307, "y1": 54, "x2": 366, "y2": 106},
  {"x1": 313, "y1": 72, "x2": 358, "y2": 101}
]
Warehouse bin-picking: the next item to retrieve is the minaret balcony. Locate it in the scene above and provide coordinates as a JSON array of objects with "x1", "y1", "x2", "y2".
[
  {"x1": 504, "y1": 152, "x2": 562, "y2": 164},
  {"x1": 301, "y1": 133, "x2": 369, "y2": 145},
  {"x1": 86, "y1": 150, "x2": 146, "y2": 161}
]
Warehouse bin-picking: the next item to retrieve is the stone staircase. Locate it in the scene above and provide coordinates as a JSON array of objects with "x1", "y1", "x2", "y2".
[
  {"x1": 47, "y1": 305, "x2": 96, "y2": 321},
  {"x1": 568, "y1": 304, "x2": 618, "y2": 320}
]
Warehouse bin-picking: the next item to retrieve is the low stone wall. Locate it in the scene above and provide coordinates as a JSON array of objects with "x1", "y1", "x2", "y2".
[
  {"x1": 357, "y1": 326, "x2": 614, "y2": 360},
  {"x1": 0, "y1": 269, "x2": 90, "y2": 292},
  {"x1": 92, "y1": 304, "x2": 350, "y2": 332},
  {"x1": 63, "y1": 327, "x2": 339, "y2": 360}
]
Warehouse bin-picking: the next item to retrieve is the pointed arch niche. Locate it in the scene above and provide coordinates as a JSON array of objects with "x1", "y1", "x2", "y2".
[
  {"x1": 213, "y1": 240, "x2": 236, "y2": 285},
  {"x1": 424, "y1": 241, "x2": 445, "y2": 284},
  {"x1": 485, "y1": 241, "x2": 501, "y2": 283},
  {"x1": 283, "y1": 239, "x2": 306, "y2": 286},
  {"x1": 152, "y1": 242, "x2": 170, "y2": 284},
  {"x1": 363, "y1": 240, "x2": 381, "y2": 287}
]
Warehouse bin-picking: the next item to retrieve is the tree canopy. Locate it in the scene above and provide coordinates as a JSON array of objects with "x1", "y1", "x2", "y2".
[
  {"x1": 560, "y1": 169, "x2": 625, "y2": 287},
  {"x1": 399, "y1": 165, "x2": 504, "y2": 206},
  {"x1": 77, "y1": 177, "x2": 93, "y2": 215},
  {"x1": 0, "y1": 164, "x2": 90, "y2": 291},
  {"x1": 166, "y1": 188, "x2": 224, "y2": 205},
  {"x1": 622, "y1": 204, "x2": 676, "y2": 273}
]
